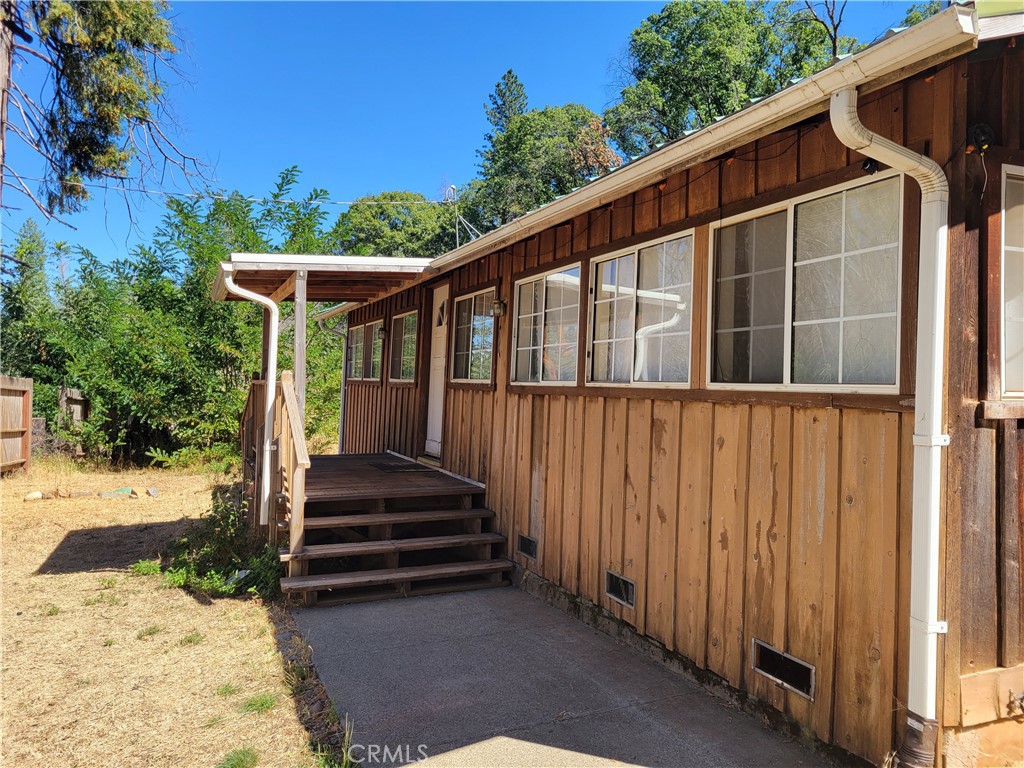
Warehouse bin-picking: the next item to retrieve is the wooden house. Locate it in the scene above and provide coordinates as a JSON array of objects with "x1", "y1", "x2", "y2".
[{"x1": 214, "y1": 6, "x2": 1024, "y2": 766}]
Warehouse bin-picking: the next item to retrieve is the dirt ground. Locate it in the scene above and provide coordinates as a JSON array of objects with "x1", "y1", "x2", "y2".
[{"x1": 1, "y1": 459, "x2": 332, "y2": 768}]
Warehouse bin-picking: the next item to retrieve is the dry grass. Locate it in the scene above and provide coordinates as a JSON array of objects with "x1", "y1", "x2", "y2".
[{"x1": 0, "y1": 458, "x2": 335, "y2": 768}]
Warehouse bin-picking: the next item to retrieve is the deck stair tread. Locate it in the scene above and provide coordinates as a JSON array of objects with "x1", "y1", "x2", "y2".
[
  {"x1": 279, "y1": 532, "x2": 504, "y2": 561},
  {"x1": 305, "y1": 453, "x2": 482, "y2": 502},
  {"x1": 303, "y1": 508, "x2": 494, "y2": 529},
  {"x1": 281, "y1": 558, "x2": 512, "y2": 592}
]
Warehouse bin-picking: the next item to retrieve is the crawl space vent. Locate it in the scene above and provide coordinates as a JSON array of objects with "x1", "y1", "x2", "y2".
[
  {"x1": 517, "y1": 534, "x2": 538, "y2": 560},
  {"x1": 751, "y1": 639, "x2": 815, "y2": 699},
  {"x1": 605, "y1": 570, "x2": 636, "y2": 608}
]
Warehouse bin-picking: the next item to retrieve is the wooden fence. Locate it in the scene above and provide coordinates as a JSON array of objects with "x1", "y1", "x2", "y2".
[{"x1": 1, "y1": 376, "x2": 33, "y2": 472}]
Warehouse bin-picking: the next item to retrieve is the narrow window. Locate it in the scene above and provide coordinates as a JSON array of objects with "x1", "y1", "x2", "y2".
[
  {"x1": 592, "y1": 254, "x2": 636, "y2": 383},
  {"x1": 792, "y1": 176, "x2": 900, "y2": 385},
  {"x1": 347, "y1": 325, "x2": 365, "y2": 380},
  {"x1": 1003, "y1": 168, "x2": 1024, "y2": 395},
  {"x1": 635, "y1": 235, "x2": 693, "y2": 382},
  {"x1": 590, "y1": 233, "x2": 694, "y2": 385},
  {"x1": 452, "y1": 289, "x2": 496, "y2": 382},
  {"x1": 713, "y1": 211, "x2": 787, "y2": 383},
  {"x1": 513, "y1": 265, "x2": 581, "y2": 383},
  {"x1": 368, "y1": 321, "x2": 383, "y2": 379},
  {"x1": 390, "y1": 312, "x2": 418, "y2": 381}
]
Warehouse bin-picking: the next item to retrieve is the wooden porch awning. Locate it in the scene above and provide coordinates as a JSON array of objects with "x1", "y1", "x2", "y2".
[{"x1": 211, "y1": 253, "x2": 432, "y2": 303}]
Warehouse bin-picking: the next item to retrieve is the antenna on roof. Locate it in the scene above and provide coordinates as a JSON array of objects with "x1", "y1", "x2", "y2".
[{"x1": 444, "y1": 185, "x2": 482, "y2": 248}]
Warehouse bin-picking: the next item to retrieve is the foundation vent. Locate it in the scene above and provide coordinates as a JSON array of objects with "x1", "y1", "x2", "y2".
[
  {"x1": 751, "y1": 639, "x2": 815, "y2": 700},
  {"x1": 517, "y1": 534, "x2": 538, "y2": 560},
  {"x1": 605, "y1": 570, "x2": 635, "y2": 608}
]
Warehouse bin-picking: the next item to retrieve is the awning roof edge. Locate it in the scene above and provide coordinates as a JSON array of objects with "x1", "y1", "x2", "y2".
[{"x1": 211, "y1": 253, "x2": 433, "y2": 303}]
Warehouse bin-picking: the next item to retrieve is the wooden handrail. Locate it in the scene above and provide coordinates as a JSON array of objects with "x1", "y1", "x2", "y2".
[
  {"x1": 275, "y1": 371, "x2": 310, "y2": 593},
  {"x1": 280, "y1": 371, "x2": 310, "y2": 469}
]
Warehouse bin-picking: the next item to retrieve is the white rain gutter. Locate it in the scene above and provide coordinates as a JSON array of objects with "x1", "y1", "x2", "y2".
[
  {"x1": 830, "y1": 87, "x2": 950, "y2": 767},
  {"x1": 224, "y1": 273, "x2": 279, "y2": 526}
]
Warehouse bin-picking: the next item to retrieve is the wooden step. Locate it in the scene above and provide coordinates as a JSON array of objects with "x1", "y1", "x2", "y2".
[
  {"x1": 303, "y1": 508, "x2": 494, "y2": 530},
  {"x1": 280, "y1": 559, "x2": 513, "y2": 592},
  {"x1": 279, "y1": 532, "x2": 504, "y2": 561}
]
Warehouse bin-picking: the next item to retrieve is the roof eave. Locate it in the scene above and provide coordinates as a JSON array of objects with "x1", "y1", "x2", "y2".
[{"x1": 426, "y1": 5, "x2": 979, "y2": 279}]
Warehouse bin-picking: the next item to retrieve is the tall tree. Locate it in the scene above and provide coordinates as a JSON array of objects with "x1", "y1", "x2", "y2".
[
  {"x1": 476, "y1": 104, "x2": 620, "y2": 226},
  {"x1": 329, "y1": 191, "x2": 456, "y2": 258},
  {"x1": 604, "y1": 0, "x2": 845, "y2": 157},
  {"x1": 484, "y1": 69, "x2": 528, "y2": 139},
  {"x1": 0, "y1": 0, "x2": 200, "y2": 218}
]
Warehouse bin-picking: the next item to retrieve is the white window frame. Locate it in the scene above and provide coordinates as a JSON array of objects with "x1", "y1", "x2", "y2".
[
  {"x1": 586, "y1": 229, "x2": 696, "y2": 389},
  {"x1": 347, "y1": 324, "x2": 366, "y2": 381},
  {"x1": 450, "y1": 286, "x2": 497, "y2": 383},
  {"x1": 389, "y1": 310, "x2": 419, "y2": 383},
  {"x1": 705, "y1": 171, "x2": 904, "y2": 394},
  {"x1": 367, "y1": 320, "x2": 383, "y2": 381},
  {"x1": 1001, "y1": 164, "x2": 1024, "y2": 398},
  {"x1": 510, "y1": 262, "x2": 582, "y2": 386}
]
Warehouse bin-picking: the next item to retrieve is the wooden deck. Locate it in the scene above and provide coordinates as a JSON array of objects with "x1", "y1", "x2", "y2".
[
  {"x1": 305, "y1": 453, "x2": 483, "y2": 502},
  {"x1": 281, "y1": 452, "x2": 508, "y2": 606}
]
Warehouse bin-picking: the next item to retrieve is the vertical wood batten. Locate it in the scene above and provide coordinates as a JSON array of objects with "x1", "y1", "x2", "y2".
[
  {"x1": 707, "y1": 403, "x2": 750, "y2": 688},
  {"x1": 786, "y1": 408, "x2": 840, "y2": 742},
  {"x1": 833, "y1": 411, "x2": 899, "y2": 764}
]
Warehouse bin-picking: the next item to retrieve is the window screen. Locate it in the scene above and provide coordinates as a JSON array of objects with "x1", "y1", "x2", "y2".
[
  {"x1": 792, "y1": 177, "x2": 900, "y2": 385},
  {"x1": 590, "y1": 234, "x2": 694, "y2": 385},
  {"x1": 635, "y1": 236, "x2": 693, "y2": 382},
  {"x1": 592, "y1": 255, "x2": 635, "y2": 383},
  {"x1": 514, "y1": 266, "x2": 580, "y2": 383},
  {"x1": 389, "y1": 313, "x2": 417, "y2": 381},
  {"x1": 453, "y1": 290, "x2": 495, "y2": 381},
  {"x1": 368, "y1": 321, "x2": 383, "y2": 379},
  {"x1": 713, "y1": 211, "x2": 787, "y2": 383},
  {"x1": 347, "y1": 325, "x2": 365, "y2": 380}
]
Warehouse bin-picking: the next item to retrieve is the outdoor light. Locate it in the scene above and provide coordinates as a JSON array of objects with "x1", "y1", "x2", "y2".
[
  {"x1": 376, "y1": 326, "x2": 387, "y2": 340},
  {"x1": 862, "y1": 158, "x2": 880, "y2": 175},
  {"x1": 491, "y1": 299, "x2": 506, "y2": 317}
]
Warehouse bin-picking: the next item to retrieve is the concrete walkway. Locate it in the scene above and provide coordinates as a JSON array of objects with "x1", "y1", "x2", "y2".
[{"x1": 293, "y1": 588, "x2": 828, "y2": 768}]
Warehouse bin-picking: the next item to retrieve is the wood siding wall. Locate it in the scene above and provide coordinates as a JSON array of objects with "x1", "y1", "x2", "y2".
[
  {"x1": 344, "y1": 284, "x2": 429, "y2": 459},
  {"x1": 940, "y1": 40, "x2": 1024, "y2": 765},
  {"x1": 344, "y1": 50, "x2": 1024, "y2": 765}
]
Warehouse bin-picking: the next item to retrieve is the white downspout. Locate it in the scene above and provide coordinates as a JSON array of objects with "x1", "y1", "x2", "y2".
[
  {"x1": 830, "y1": 87, "x2": 949, "y2": 766},
  {"x1": 225, "y1": 274, "x2": 279, "y2": 526}
]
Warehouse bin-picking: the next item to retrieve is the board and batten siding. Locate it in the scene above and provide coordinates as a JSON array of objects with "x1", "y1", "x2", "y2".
[{"x1": 342, "y1": 55, "x2": 1024, "y2": 765}]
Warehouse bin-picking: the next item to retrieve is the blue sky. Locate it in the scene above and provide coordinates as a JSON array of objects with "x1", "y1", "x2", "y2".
[{"x1": 3, "y1": 1, "x2": 929, "y2": 262}]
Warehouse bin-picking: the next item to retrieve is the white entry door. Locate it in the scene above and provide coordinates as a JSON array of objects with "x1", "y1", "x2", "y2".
[{"x1": 425, "y1": 284, "x2": 449, "y2": 457}]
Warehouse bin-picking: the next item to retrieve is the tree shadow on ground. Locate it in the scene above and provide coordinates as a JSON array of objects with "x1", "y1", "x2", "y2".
[{"x1": 34, "y1": 518, "x2": 194, "y2": 575}]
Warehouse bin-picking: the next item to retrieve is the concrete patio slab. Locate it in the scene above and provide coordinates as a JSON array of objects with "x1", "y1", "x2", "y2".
[{"x1": 293, "y1": 588, "x2": 829, "y2": 768}]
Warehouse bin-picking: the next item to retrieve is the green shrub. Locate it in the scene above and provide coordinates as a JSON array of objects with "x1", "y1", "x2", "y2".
[
  {"x1": 161, "y1": 495, "x2": 281, "y2": 599},
  {"x1": 130, "y1": 559, "x2": 162, "y2": 576}
]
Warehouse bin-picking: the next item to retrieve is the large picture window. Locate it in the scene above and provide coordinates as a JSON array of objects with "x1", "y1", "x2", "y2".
[
  {"x1": 389, "y1": 312, "x2": 418, "y2": 381},
  {"x1": 452, "y1": 288, "x2": 496, "y2": 382},
  {"x1": 712, "y1": 175, "x2": 902, "y2": 389},
  {"x1": 1003, "y1": 167, "x2": 1024, "y2": 395},
  {"x1": 590, "y1": 234, "x2": 694, "y2": 384},
  {"x1": 513, "y1": 265, "x2": 581, "y2": 383},
  {"x1": 346, "y1": 324, "x2": 365, "y2": 380}
]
